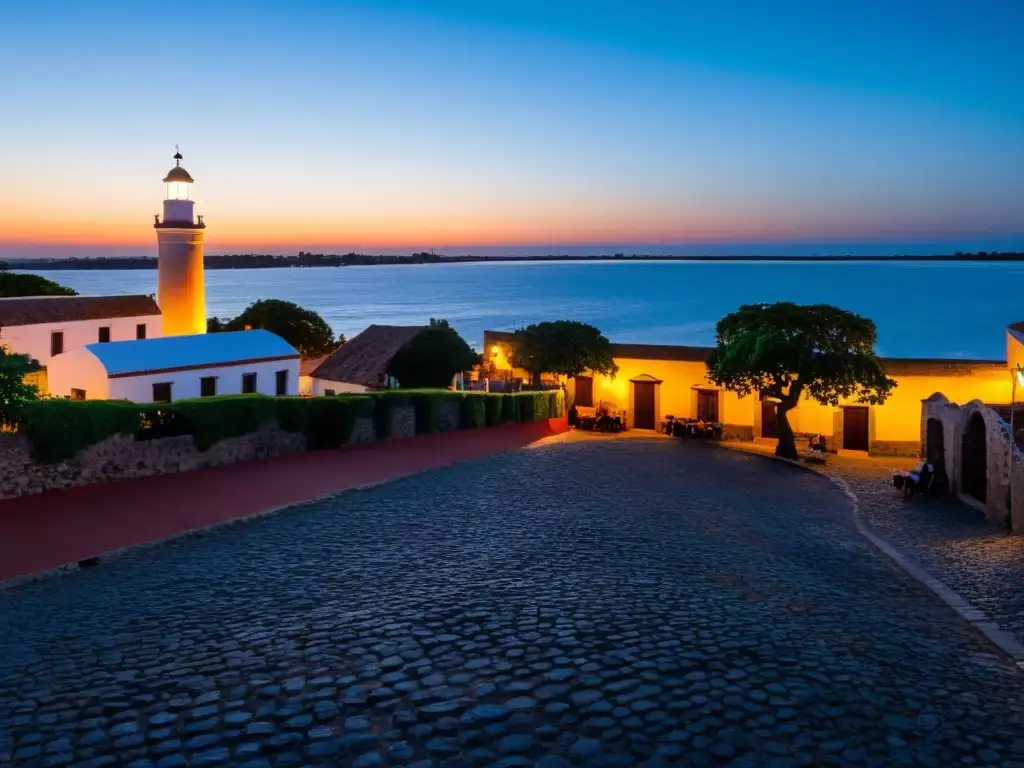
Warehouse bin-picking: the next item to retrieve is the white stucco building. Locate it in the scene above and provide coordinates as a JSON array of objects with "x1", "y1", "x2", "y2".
[
  {"x1": 47, "y1": 330, "x2": 300, "y2": 403},
  {"x1": 0, "y1": 295, "x2": 162, "y2": 366}
]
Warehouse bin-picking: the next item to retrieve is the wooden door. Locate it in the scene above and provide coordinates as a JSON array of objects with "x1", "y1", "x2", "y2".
[
  {"x1": 842, "y1": 406, "x2": 870, "y2": 451},
  {"x1": 633, "y1": 381, "x2": 656, "y2": 430},
  {"x1": 697, "y1": 390, "x2": 719, "y2": 422},
  {"x1": 574, "y1": 376, "x2": 594, "y2": 407},
  {"x1": 761, "y1": 401, "x2": 779, "y2": 438}
]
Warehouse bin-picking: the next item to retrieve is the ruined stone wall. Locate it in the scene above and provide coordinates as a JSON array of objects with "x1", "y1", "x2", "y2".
[{"x1": 922, "y1": 393, "x2": 1023, "y2": 529}]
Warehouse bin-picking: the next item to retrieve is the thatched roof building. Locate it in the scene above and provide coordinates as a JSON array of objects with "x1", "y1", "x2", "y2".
[{"x1": 310, "y1": 324, "x2": 426, "y2": 388}]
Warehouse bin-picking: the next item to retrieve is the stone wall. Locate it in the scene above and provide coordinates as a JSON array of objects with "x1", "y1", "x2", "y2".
[
  {"x1": 0, "y1": 423, "x2": 307, "y2": 500},
  {"x1": 922, "y1": 393, "x2": 1023, "y2": 529},
  {"x1": 0, "y1": 400, "x2": 562, "y2": 501}
]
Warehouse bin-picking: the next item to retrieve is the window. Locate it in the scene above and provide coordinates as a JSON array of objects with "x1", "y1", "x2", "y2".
[
  {"x1": 50, "y1": 331, "x2": 64, "y2": 357},
  {"x1": 70, "y1": 389, "x2": 86, "y2": 401},
  {"x1": 697, "y1": 390, "x2": 719, "y2": 422},
  {"x1": 574, "y1": 376, "x2": 594, "y2": 407},
  {"x1": 152, "y1": 382, "x2": 172, "y2": 403},
  {"x1": 242, "y1": 373, "x2": 257, "y2": 394},
  {"x1": 200, "y1": 376, "x2": 217, "y2": 397},
  {"x1": 136, "y1": 323, "x2": 147, "y2": 340},
  {"x1": 324, "y1": 389, "x2": 336, "y2": 396},
  {"x1": 275, "y1": 369, "x2": 289, "y2": 396},
  {"x1": 98, "y1": 326, "x2": 111, "y2": 343}
]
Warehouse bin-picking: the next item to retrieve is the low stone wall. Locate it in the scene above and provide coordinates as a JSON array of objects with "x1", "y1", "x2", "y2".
[
  {"x1": 0, "y1": 424, "x2": 307, "y2": 500},
  {"x1": 389, "y1": 405, "x2": 416, "y2": 439},
  {"x1": 0, "y1": 401, "x2": 564, "y2": 500},
  {"x1": 868, "y1": 440, "x2": 921, "y2": 458},
  {"x1": 722, "y1": 424, "x2": 754, "y2": 441}
]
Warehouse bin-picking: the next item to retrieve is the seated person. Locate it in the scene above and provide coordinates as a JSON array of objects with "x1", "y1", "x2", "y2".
[{"x1": 893, "y1": 460, "x2": 933, "y2": 495}]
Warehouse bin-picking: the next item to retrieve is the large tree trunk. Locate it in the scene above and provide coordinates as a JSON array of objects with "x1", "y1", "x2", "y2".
[{"x1": 775, "y1": 397, "x2": 800, "y2": 460}]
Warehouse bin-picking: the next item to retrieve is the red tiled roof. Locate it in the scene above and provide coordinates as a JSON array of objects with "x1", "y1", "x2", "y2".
[{"x1": 0, "y1": 295, "x2": 161, "y2": 327}]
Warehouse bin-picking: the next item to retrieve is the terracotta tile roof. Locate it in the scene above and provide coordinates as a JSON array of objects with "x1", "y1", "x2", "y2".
[
  {"x1": 0, "y1": 295, "x2": 161, "y2": 327},
  {"x1": 311, "y1": 325, "x2": 426, "y2": 386}
]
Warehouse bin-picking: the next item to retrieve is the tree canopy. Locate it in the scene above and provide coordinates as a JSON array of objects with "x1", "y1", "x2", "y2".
[
  {"x1": 387, "y1": 322, "x2": 479, "y2": 389},
  {"x1": 512, "y1": 321, "x2": 618, "y2": 387},
  {"x1": 706, "y1": 303, "x2": 895, "y2": 459},
  {"x1": 217, "y1": 299, "x2": 340, "y2": 357},
  {"x1": 0, "y1": 346, "x2": 39, "y2": 426},
  {"x1": 0, "y1": 272, "x2": 77, "y2": 298}
]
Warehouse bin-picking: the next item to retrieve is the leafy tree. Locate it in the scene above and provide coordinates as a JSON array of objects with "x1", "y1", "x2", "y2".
[
  {"x1": 0, "y1": 346, "x2": 39, "y2": 426},
  {"x1": 388, "y1": 325, "x2": 480, "y2": 389},
  {"x1": 512, "y1": 321, "x2": 618, "y2": 388},
  {"x1": 223, "y1": 299, "x2": 340, "y2": 357},
  {"x1": 706, "y1": 303, "x2": 896, "y2": 459},
  {"x1": 206, "y1": 317, "x2": 227, "y2": 333},
  {"x1": 0, "y1": 272, "x2": 77, "y2": 297}
]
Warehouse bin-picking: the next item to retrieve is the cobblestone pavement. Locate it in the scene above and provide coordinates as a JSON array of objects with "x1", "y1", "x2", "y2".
[
  {"x1": 821, "y1": 459, "x2": 1024, "y2": 646},
  {"x1": 3, "y1": 437, "x2": 1024, "y2": 768}
]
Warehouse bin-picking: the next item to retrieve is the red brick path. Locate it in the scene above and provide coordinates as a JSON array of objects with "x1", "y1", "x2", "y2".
[{"x1": 0, "y1": 419, "x2": 567, "y2": 583}]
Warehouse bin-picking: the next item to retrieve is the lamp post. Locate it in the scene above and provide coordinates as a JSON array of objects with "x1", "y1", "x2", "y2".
[{"x1": 1008, "y1": 364, "x2": 1024, "y2": 530}]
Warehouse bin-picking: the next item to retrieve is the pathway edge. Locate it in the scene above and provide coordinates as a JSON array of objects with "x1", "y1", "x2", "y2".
[{"x1": 720, "y1": 443, "x2": 1024, "y2": 667}]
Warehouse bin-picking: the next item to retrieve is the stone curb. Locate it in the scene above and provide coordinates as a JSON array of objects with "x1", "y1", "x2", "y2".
[{"x1": 721, "y1": 443, "x2": 1024, "y2": 668}]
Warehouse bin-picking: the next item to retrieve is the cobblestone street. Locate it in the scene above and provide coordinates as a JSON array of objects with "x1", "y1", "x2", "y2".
[
  {"x1": 826, "y1": 460, "x2": 1024, "y2": 647},
  {"x1": 2, "y1": 436, "x2": 1024, "y2": 768}
]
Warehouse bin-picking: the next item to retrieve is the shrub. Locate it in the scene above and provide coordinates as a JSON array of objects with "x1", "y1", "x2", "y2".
[
  {"x1": 277, "y1": 395, "x2": 371, "y2": 448},
  {"x1": 485, "y1": 394, "x2": 503, "y2": 427},
  {"x1": 170, "y1": 395, "x2": 278, "y2": 451},
  {"x1": 501, "y1": 394, "x2": 519, "y2": 423},
  {"x1": 409, "y1": 392, "x2": 448, "y2": 434},
  {"x1": 20, "y1": 400, "x2": 142, "y2": 463},
  {"x1": 517, "y1": 393, "x2": 535, "y2": 422},
  {"x1": 460, "y1": 393, "x2": 487, "y2": 429}
]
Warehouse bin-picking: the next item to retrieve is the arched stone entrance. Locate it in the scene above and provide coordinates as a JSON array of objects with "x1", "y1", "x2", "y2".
[
  {"x1": 961, "y1": 412, "x2": 987, "y2": 503},
  {"x1": 926, "y1": 418, "x2": 947, "y2": 493}
]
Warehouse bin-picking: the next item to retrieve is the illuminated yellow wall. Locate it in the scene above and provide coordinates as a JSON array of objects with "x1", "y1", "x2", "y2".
[
  {"x1": 1009, "y1": 331, "x2": 1024, "y2": 372},
  {"x1": 482, "y1": 330, "x2": 1015, "y2": 451}
]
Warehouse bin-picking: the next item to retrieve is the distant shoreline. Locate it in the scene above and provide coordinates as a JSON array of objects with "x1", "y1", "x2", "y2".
[{"x1": 4, "y1": 252, "x2": 1023, "y2": 270}]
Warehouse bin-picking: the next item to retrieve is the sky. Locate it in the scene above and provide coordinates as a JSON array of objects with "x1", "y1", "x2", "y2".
[{"x1": 1, "y1": 0, "x2": 1023, "y2": 257}]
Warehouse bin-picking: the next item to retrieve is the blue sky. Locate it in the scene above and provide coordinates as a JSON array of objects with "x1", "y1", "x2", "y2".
[{"x1": 2, "y1": 0, "x2": 1022, "y2": 256}]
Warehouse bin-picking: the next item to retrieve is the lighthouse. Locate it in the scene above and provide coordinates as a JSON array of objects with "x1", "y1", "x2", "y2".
[{"x1": 155, "y1": 149, "x2": 206, "y2": 336}]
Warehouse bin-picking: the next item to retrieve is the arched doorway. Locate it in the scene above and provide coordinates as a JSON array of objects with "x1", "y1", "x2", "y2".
[
  {"x1": 926, "y1": 418, "x2": 947, "y2": 493},
  {"x1": 961, "y1": 413, "x2": 987, "y2": 503}
]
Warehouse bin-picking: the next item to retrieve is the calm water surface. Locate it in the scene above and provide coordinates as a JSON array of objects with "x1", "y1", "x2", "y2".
[{"x1": 20, "y1": 261, "x2": 1024, "y2": 359}]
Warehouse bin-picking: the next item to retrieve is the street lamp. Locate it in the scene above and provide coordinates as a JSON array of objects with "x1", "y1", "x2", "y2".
[{"x1": 1008, "y1": 364, "x2": 1024, "y2": 530}]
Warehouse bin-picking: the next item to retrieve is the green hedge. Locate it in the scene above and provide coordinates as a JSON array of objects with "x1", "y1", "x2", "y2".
[
  {"x1": 171, "y1": 395, "x2": 278, "y2": 451},
  {"x1": 276, "y1": 395, "x2": 372, "y2": 449},
  {"x1": 485, "y1": 395, "x2": 503, "y2": 426},
  {"x1": 18, "y1": 389, "x2": 565, "y2": 464},
  {"x1": 501, "y1": 394, "x2": 519, "y2": 423},
  {"x1": 19, "y1": 399, "x2": 143, "y2": 463},
  {"x1": 460, "y1": 393, "x2": 487, "y2": 429}
]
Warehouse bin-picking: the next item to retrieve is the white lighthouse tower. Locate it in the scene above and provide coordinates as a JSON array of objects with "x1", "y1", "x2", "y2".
[{"x1": 155, "y1": 148, "x2": 206, "y2": 336}]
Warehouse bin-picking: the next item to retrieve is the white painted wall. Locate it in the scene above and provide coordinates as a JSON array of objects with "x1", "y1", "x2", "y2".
[
  {"x1": 47, "y1": 348, "x2": 111, "y2": 399},
  {"x1": 108, "y1": 358, "x2": 300, "y2": 402},
  {"x1": 311, "y1": 377, "x2": 369, "y2": 395},
  {"x1": 0, "y1": 315, "x2": 163, "y2": 366}
]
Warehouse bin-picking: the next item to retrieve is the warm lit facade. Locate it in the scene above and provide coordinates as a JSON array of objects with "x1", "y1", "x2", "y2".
[
  {"x1": 155, "y1": 150, "x2": 207, "y2": 336},
  {"x1": 483, "y1": 329, "x2": 1018, "y2": 457}
]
